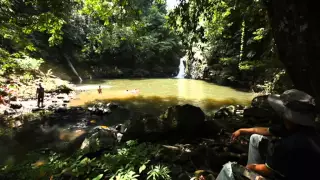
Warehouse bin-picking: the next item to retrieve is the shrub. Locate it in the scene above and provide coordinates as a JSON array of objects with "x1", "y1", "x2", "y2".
[{"x1": 0, "y1": 140, "x2": 172, "y2": 180}]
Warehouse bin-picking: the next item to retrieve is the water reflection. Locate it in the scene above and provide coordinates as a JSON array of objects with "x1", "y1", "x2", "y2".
[
  {"x1": 177, "y1": 79, "x2": 188, "y2": 99},
  {"x1": 72, "y1": 78, "x2": 255, "y2": 115},
  {"x1": 81, "y1": 95, "x2": 243, "y2": 116}
]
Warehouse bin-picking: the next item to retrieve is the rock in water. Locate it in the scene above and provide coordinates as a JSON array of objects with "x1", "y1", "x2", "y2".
[
  {"x1": 214, "y1": 105, "x2": 235, "y2": 118},
  {"x1": 10, "y1": 102, "x2": 22, "y2": 109},
  {"x1": 32, "y1": 107, "x2": 44, "y2": 113},
  {"x1": 55, "y1": 85, "x2": 73, "y2": 94},
  {"x1": 54, "y1": 107, "x2": 68, "y2": 113},
  {"x1": 56, "y1": 96, "x2": 64, "y2": 99},
  {"x1": 63, "y1": 99, "x2": 70, "y2": 103},
  {"x1": 4, "y1": 108, "x2": 15, "y2": 115},
  {"x1": 14, "y1": 121, "x2": 22, "y2": 127},
  {"x1": 235, "y1": 105, "x2": 245, "y2": 110},
  {"x1": 56, "y1": 93, "x2": 69, "y2": 100},
  {"x1": 107, "y1": 102, "x2": 119, "y2": 110},
  {"x1": 87, "y1": 103, "x2": 112, "y2": 116}
]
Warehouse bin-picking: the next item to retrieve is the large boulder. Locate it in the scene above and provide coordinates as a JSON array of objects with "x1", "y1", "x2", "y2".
[
  {"x1": 251, "y1": 95, "x2": 270, "y2": 108},
  {"x1": 10, "y1": 101, "x2": 22, "y2": 109},
  {"x1": 243, "y1": 95, "x2": 279, "y2": 124},
  {"x1": 121, "y1": 104, "x2": 206, "y2": 141},
  {"x1": 214, "y1": 105, "x2": 237, "y2": 119},
  {"x1": 121, "y1": 114, "x2": 161, "y2": 141},
  {"x1": 55, "y1": 85, "x2": 73, "y2": 94},
  {"x1": 80, "y1": 126, "x2": 117, "y2": 153},
  {"x1": 159, "y1": 104, "x2": 205, "y2": 133}
]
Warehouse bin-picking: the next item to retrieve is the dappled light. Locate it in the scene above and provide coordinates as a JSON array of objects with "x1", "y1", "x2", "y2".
[{"x1": 1, "y1": 0, "x2": 320, "y2": 179}]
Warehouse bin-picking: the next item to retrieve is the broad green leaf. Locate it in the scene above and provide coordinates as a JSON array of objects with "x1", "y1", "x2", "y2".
[
  {"x1": 92, "y1": 174, "x2": 103, "y2": 180},
  {"x1": 139, "y1": 164, "x2": 146, "y2": 173}
]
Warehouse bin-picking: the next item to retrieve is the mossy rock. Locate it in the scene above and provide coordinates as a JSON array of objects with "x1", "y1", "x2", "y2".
[{"x1": 122, "y1": 104, "x2": 206, "y2": 141}]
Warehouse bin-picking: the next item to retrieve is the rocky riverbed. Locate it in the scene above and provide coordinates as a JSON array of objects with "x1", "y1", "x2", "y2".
[
  {"x1": 0, "y1": 92, "x2": 297, "y2": 179},
  {"x1": 0, "y1": 74, "x2": 75, "y2": 121}
]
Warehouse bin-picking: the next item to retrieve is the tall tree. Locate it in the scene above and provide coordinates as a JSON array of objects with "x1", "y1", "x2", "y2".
[
  {"x1": 264, "y1": 0, "x2": 320, "y2": 107},
  {"x1": 171, "y1": 0, "x2": 320, "y2": 108}
]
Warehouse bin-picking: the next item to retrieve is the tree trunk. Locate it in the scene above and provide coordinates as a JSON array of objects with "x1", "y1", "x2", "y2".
[{"x1": 265, "y1": 0, "x2": 320, "y2": 110}]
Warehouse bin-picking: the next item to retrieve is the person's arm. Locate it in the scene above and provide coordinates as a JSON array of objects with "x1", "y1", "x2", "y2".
[
  {"x1": 246, "y1": 164, "x2": 273, "y2": 177},
  {"x1": 240, "y1": 127, "x2": 271, "y2": 136},
  {"x1": 263, "y1": 138, "x2": 290, "y2": 179},
  {"x1": 231, "y1": 127, "x2": 271, "y2": 141}
]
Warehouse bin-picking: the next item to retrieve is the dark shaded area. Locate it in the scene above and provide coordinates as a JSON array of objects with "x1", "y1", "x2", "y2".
[
  {"x1": 265, "y1": 0, "x2": 320, "y2": 111},
  {"x1": 81, "y1": 95, "x2": 248, "y2": 116}
]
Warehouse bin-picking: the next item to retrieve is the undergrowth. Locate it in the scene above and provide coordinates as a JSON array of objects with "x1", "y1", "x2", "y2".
[{"x1": 0, "y1": 140, "x2": 172, "y2": 180}]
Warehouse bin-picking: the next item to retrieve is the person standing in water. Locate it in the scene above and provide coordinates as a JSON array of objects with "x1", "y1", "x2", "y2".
[
  {"x1": 36, "y1": 83, "x2": 45, "y2": 107},
  {"x1": 98, "y1": 85, "x2": 102, "y2": 94}
]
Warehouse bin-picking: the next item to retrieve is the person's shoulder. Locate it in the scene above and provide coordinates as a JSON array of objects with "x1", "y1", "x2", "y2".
[{"x1": 268, "y1": 124, "x2": 288, "y2": 137}]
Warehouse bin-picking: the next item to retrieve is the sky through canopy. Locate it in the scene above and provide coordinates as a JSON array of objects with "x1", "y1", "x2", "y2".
[{"x1": 167, "y1": 0, "x2": 178, "y2": 10}]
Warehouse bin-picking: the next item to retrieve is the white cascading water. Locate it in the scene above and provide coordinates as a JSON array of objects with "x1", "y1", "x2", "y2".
[
  {"x1": 65, "y1": 55, "x2": 83, "y2": 83},
  {"x1": 175, "y1": 57, "x2": 185, "y2": 78}
]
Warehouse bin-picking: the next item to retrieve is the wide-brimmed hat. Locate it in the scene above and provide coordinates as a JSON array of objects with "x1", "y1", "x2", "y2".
[{"x1": 267, "y1": 89, "x2": 317, "y2": 127}]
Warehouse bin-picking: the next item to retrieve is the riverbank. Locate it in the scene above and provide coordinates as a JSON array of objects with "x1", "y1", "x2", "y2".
[
  {"x1": 0, "y1": 95, "x2": 275, "y2": 180},
  {"x1": 1, "y1": 79, "x2": 318, "y2": 179},
  {"x1": 183, "y1": 46, "x2": 293, "y2": 94},
  {"x1": 0, "y1": 73, "x2": 272, "y2": 180},
  {"x1": 0, "y1": 71, "x2": 75, "y2": 120}
]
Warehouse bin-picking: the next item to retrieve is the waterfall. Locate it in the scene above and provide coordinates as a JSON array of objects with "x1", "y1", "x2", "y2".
[
  {"x1": 175, "y1": 57, "x2": 185, "y2": 78},
  {"x1": 64, "y1": 55, "x2": 83, "y2": 83}
]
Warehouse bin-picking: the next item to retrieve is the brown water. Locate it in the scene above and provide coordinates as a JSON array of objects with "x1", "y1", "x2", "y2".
[{"x1": 71, "y1": 78, "x2": 255, "y2": 115}]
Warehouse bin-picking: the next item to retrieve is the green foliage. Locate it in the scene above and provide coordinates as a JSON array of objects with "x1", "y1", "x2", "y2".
[
  {"x1": 14, "y1": 54, "x2": 44, "y2": 71},
  {"x1": 219, "y1": 57, "x2": 237, "y2": 66},
  {"x1": 0, "y1": 47, "x2": 44, "y2": 76},
  {"x1": 257, "y1": 70, "x2": 292, "y2": 93},
  {"x1": 0, "y1": 140, "x2": 171, "y2": 180},
  {"x1": 169, "y1": 0, "x2": 284, "y2": 87},
  {"x1": 252, "y1": 28, "x2": 266, "y2": 41},
  {"x1": 1, "y1": 0, "x2": 182, "y2": 79},
  {"x1": 147, "y1": 165, "x2": 171, "y2": 180},
  {"x1": 111, "y1": 169, "x2": 140, "y2": 180},
  {"x1": 77, "y1": 0, "x2": 181, "y2": 71},
  {"x1": 0, "y1": 0, "x2": 73, "y2": 48},
  {"x1": 239, "y1": 60, "x2": 265, "y2": 71}
]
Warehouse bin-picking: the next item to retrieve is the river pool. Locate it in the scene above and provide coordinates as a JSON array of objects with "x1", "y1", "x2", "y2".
[{"x1": 71, "y1": 78, "x2": 255, "y2": 115}]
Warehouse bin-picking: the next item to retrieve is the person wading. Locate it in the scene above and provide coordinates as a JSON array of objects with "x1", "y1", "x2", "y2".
[
  {"x1": 98, "y1": 85, "x2": 102, "y2": 94},
  {"x1": 36, "y1": 83, "x2": 45, "y2": 107}
]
